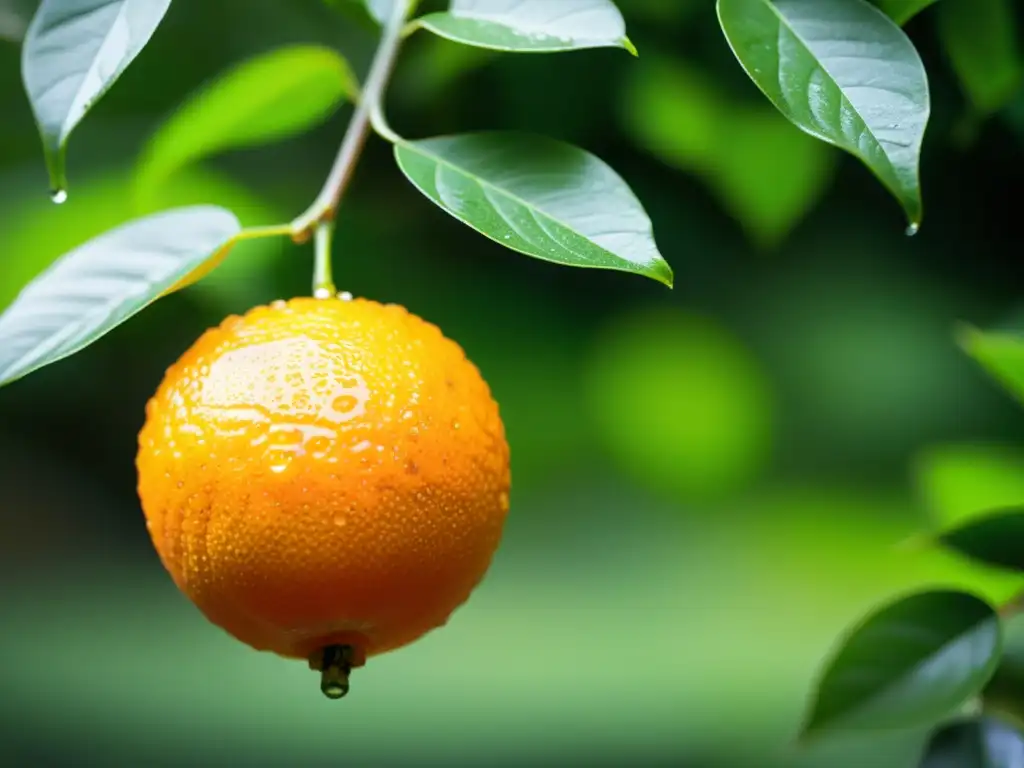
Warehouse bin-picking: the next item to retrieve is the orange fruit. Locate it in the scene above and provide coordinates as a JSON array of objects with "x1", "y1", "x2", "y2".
[{"x1": 136, "y1": 296, "x2": 511, "y2": 696}]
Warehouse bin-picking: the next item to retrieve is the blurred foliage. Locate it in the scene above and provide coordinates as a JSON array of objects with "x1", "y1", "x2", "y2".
[
  {"x1": 584, "y1": 305, "x2": 774, "y2": 500},
  {"x1": 1, "y1": 0, "x2": 1024, "y2": 766}
]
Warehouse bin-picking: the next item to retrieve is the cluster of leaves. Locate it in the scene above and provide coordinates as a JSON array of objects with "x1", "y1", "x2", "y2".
[
  {"x1": 797, "y1": 326, "x2": 1024, "y2": 765},
  {"x1": 0, "y1": 0, "x2": 951, "y2": 390},
  {"x1": 2, "y1": 0, "x2": 676, "y2": 389}
]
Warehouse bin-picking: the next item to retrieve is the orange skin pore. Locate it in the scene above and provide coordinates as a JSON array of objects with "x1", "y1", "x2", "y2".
[{"x1": 136, "y1": 297, "x2": 511, "y2": 666}]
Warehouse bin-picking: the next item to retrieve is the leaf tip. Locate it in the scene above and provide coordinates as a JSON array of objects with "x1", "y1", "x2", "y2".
[
  {"x1": 42, "y1": 141, "x2": 68, "y2": 204},
  {"x1": 652, "y1": 260, "x2": 673, "y2": 288},
  {"x1": 622, "y1": 37, "x2": 639, "y2": 57}
]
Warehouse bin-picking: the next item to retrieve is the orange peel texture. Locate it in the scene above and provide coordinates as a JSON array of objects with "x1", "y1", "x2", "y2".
[{"x1": 136, "y1": 297, "x2": 511, "y2": 668}]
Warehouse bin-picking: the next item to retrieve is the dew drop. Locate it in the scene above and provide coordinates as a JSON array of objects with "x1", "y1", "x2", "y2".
[
  {"x1": 266, "y1": 449, "x2": 294, "y2": 473},
  {"x1": 307, "y1": 435, "x2": 333, "y2": 458},
  {"x1": 338, "y1": 291, "x2": 354, "y2": 301},
  {"x1": 50, "y1": 188, "x2": 67, "y2": 204},
  {"x1": 313, "y1": 287, "x2": 333, "y2": 300},
  {"x1": 270, "y1": 299, "x2": 287, "y2": 310},
  {"x1": 905, "y1": 222, "x2": 920, "y2": 237}
]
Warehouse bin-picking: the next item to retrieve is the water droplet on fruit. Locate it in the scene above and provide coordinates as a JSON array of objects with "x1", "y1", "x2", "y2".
[
  {"x1": 307, "y1": 435, "x2": 332, "y2": 458},
  {"x1": 313, "y1": 287, "x2": 333, "y2": 299},
  {"x1": 50, "y1": 188, "x2": 67, "y2": 204},
  {"x1": 269, "y1": 459, "x2": 291, "y2": 474},
  {"x1": 338, "y1": 291, "x2": 353, "y2": 301}
]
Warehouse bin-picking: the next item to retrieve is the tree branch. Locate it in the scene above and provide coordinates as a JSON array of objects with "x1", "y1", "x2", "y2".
[{"x1": 290, "y1": 0, "x2": 411, "y2": 240}]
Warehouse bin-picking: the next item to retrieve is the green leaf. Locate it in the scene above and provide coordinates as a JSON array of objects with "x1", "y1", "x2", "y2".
[
  {"x1": 938, "y1": 509, "x2": 1024, "y2": 572},
  {"x1": 716, "y1": 0, "x2": 931, "y2": 229},
  {"x1": 936, "y1": 0, "x2": 1023, "y2": 117},
  {"x1": 959, "y1": 326, "x2": 1024, "y2": 405},
  {"x1": 392, "y1": 131, "x2": 672, "y2": 286},
  {"x1": 414, "y1": 0, "x2": 636, "y2": 55},
  {"x1": 0, "y1": 206, "x2": 241, "y2": 388},
  {"x1": 21, "y1": 0, "x2": 172, "y2": 194},
  {"x1": 801, "y1": 590, "x2": 1002, "y2": 738},
  {"x1": 870, "y1": 0, "x2": 939, "y2": 25},
  {"x1": 920, "y1": 717, "x2": 1024, "y2": 768},
  {"x1": 134, "y1": 45, "x2": 357, "y2": 207},
  {"x1": 621, "y1": 57, "x2": 835, "y2": 248}
]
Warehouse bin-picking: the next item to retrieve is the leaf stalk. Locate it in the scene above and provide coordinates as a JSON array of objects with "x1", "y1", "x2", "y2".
[{"x1": 290, "y1": 0, "x2": 411, "y2": 240}]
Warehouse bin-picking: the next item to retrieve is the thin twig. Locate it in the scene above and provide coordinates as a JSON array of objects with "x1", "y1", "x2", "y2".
[{"x1": 290, "y1": 0, "x2": 411, "y2": 240}]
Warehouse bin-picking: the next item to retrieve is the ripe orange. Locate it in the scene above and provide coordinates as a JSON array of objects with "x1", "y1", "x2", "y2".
[{"x1": 136, "y1": 295, "x2": 511, "y2": 696}]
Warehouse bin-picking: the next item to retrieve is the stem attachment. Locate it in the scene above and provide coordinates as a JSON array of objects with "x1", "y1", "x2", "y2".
[
  {"x1": 311, "y1": 644, "x2": 355, "y2": 699},
  {"x1": 313, "y1": 220, "x2": 336, "y2": 298},
  {"x1": 290, "y1": 0, "x2": 411, "y2": 240}
]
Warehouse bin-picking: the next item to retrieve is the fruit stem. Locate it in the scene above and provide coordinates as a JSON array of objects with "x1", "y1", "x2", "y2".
[
  {"x1": 313, "y1": 220, "x2": 337, "y2": 298},
  {"x1": 290, "y1": 0, "x2": 412, "y2": 241},
  {"x1": 313, "y1": 644, "x2": 355, "y2": 699}
]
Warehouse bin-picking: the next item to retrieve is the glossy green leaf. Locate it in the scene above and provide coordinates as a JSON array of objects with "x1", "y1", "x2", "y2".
[
  {"x1": 622, "y1": 57, "x2": 835, "y2": 248},
  {"x1": 717, "y1": 0, "x2": 931, "y2": 229},
  {"x1": 870, "y1": 0, "x2": 939, "y2": 25},
  {"x1": 801, "y1": 590, "x2": 1002, "y2": 738},
  {"x1": 21, "y1": 0, "x2": 172, "y2": 194},
  {"x1": 134, "y1": 45, "x2": 357, "y2": 207},
  {"x1": 936, "y1": 0, "x2": 1022, "y2": 117},
  {"x1": 959, "y1": 326, "x2": 1024, "y2": 405},
  {"x1": 920, "y1": 717, "x2": 1024, "y2": 768},
  {"x1": 414, "y1": 0, "x2": 636, "y2": 55},
  {"x1": 938, "y1": 509, "x2": 1024, "y2": 572},
  {"x1": 0, "y1": 206, "x2": 241, "y2": 387},
  {"x1": 392, "y1": 132, "x2": 672, "y2": 286}
]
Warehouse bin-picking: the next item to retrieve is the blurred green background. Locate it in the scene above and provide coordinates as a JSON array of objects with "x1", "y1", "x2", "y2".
[{"x1": 2, "y1": 1, "x2": 1024, "y2": 765}]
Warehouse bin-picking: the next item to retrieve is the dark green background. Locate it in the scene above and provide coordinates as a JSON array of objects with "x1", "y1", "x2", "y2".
[{"x1": 1, "y1": 1, "x2": 1023, "y2": 765}]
